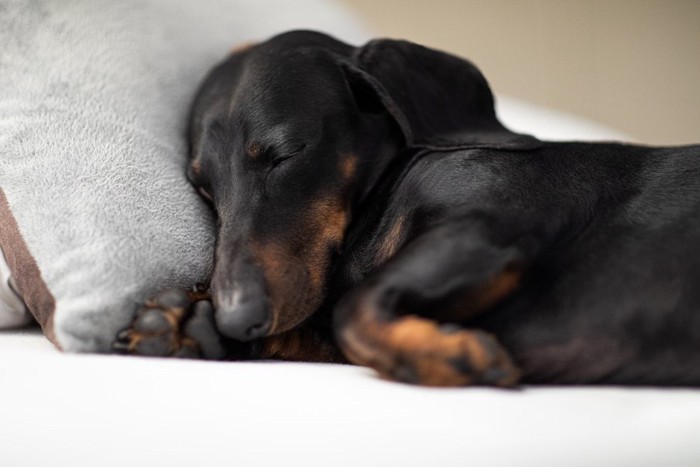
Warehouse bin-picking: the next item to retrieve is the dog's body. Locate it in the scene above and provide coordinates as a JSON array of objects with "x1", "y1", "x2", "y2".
[
  {"x1": 117, "y1": 31, "x2": 700, "y2": 386},
  {"x1": 332, "y1": 141, "x2": 700, "y2": 385}
]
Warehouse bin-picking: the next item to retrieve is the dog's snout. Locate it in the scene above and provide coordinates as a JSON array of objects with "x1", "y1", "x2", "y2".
[
  {"x1": 210, "y1": 232, "x2": 273, "y2": 341},
  {"x1": 213, "y1": 286, "x2": 271, "y2": 341}
]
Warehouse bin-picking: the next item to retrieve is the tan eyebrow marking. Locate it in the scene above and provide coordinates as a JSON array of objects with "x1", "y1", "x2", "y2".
[
  {"x1": 190, "y1": 160, "x2": 201, "y2": 177},
  {"x1": 340, "y1": 153, "x2": 358, "y2": 181},
  {"x1": 247, "y1": 142, "x2": 262, "y2": 159}
]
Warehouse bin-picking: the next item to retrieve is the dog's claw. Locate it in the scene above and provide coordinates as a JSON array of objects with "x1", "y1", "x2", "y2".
[
  {"x1": 113, "y1": 289, "x2": 226, "y2": 360},
  {"x1": 112, "y1": 339, "x2": 129, "y2": 353},
  {"x1": 116, "y1": 329, "x2": 131, "y2": 341}
]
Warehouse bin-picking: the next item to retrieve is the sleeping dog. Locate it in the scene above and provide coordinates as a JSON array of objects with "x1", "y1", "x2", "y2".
[{"x1": 115, "y1": 30, "x2": 700, "y2": 387}]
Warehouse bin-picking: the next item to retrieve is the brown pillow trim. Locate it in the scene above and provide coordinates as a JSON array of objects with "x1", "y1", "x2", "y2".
[{"x1": 0, "y1": 188, "x2": 57, "y2": 345}]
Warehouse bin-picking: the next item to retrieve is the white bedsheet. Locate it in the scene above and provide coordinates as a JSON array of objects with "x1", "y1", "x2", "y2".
[{"x1": 2, "y1": 327, "x2": 700, "y2": 467}]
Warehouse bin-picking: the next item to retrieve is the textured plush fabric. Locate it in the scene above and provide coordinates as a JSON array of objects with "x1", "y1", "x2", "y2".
[{"x1": 0, "y1": 0, "x2": 367, "y2": 350}]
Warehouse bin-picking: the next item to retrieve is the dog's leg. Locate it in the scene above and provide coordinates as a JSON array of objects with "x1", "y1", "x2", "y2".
[
  {"x1": 112, "y1": 287, "x2": 227, "y2": 360},
  {"x1": 335, "y1": 222, "x2": 528, "y2": 387}
]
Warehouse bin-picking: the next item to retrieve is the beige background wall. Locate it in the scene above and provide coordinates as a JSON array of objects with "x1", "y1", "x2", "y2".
[{"x1": 342, "y1": 0, "x2": 700, "y2": 145}]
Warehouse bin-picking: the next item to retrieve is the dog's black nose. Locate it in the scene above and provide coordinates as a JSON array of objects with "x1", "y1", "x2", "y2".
[{"x1": 214, "y1": 292, "x2": 271, "y2": 341}]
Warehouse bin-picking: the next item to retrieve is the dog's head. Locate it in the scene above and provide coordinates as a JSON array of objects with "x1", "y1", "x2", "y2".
[{"x1": 188, "y1": 30, "x2": 536, "y2": 341}]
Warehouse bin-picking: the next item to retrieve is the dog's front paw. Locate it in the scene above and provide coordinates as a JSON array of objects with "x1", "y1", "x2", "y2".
[
  {"x1": 113, "y1": 289, "x2": 226, "y2": 360},
  {"x1": 340, "y1": 316, "x2": 520, "y2": 387}
]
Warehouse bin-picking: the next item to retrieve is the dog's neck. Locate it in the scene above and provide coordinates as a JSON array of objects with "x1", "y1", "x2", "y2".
[{"x1": 325, "y1": 145, "x2": 424, "y2": 305}]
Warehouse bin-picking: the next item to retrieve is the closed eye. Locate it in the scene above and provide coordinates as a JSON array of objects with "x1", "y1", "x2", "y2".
[
  {"x1": 268, "y1": 143, "x2": 306, "y2": 169},
  {"x1": 271, "y1": 154, "x2": 294, "y2": 168}
]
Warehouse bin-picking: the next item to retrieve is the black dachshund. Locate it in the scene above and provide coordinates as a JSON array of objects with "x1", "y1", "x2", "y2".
[{"x1": 116, "y1": 31, "x2": 700, "y2": 387}]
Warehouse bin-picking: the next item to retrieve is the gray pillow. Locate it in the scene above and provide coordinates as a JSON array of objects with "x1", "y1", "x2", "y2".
[{"x1": 0, "y1": 0, "x2": 367, "y2": 351}]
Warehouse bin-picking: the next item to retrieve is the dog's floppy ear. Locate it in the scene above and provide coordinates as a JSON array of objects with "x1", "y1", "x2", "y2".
[
  {"x1": 351, "y1": 39, "x2": 539, "y2": 150},
  {"x1": 340, "y1": 61, "x2": 413, "y2": 145}
]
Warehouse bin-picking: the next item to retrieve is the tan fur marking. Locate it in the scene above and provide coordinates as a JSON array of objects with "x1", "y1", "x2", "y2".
[
  {"x1": 387, "y1": 318, "x2": 479, "y2": 386},
  {"x1": 250, "y1": 241, "x2": 295, "y2": 334},
  {"x1": 190, "y1": 160, "x2": 201, "y2": 177},
  {"x1": 249, "y1": 155, "x2": 356, "y2": 336},
  {"x1": 469, "y1": 264, "x2": 522, "y2": 312},
  {"x1": 125, "y1": 332, "x2": 144, "y2": 352},
  {"x1": 374, "y1": 217, "x2": 405, "y2": 266},
  {"x1": 247, "y1": 142, "x2": 262, "y2": 159},
  {"x1": 339, "y1": 153, "x2": 358, "y2": 181},
  {"x1": 259, "y1": 325, "x2": 343, "y2": 363},
  {"x1": 230, "y1": 41, "x2": 256, "y2": 55},
  {"x1": 162, "y1": 308, "x2": 186, "y2": 328},
  {"x1": 187, "y1": 288, "x2": 211, "y2": 302},
  {"x1": 307, "y1": 196, "x2": 349, "y2": 286},
  {"x1": 250, "y1": 194, "x2": 349, "y2": 334},
  {"x1": 436, "y1": 263, "x2": 523, "y2": 322}
]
